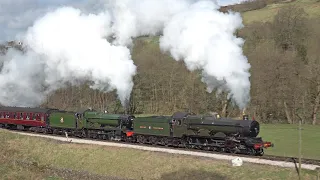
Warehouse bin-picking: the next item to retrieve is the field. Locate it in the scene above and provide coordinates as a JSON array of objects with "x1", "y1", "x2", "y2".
[
  {"x1": 0, "y1": 129, "x2": 319, "y2": 180},
  {"x1": 260, "y1": 124, "x2": 320, "y2": 160},
  {"x1": 241, "y1": 0, "x2": 320, "y2": 24}
]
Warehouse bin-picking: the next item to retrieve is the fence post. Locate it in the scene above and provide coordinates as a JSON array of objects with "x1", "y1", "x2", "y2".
[{"x1": 298, "y1": 120, "x2": 302, "y2": 180}]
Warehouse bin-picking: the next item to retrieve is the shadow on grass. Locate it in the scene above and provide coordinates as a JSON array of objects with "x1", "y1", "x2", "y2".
[
  {"x1": 157, "y1": 169, "x2": 227, "y2": 180},
  {"x1": 4, "y1": 159, "x2": 133, "y2": 180}
]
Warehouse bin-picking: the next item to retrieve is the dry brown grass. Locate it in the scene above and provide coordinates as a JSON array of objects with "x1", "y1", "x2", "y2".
[{"x1": 0, "y1": 129, "x2": 318, "y2": 180}]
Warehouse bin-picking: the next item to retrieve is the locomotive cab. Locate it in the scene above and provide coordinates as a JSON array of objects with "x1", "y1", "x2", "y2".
[
  {"x1": 119, "y1": 115, "x2": 135, "y2": 129},
  {"x1": 171, "y1": 114, "x2": 187, "y2": 138}
]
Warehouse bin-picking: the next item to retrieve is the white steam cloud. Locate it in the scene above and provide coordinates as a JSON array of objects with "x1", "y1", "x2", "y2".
[
  {"x1": 159, "y1": 0, "x2": 251, "y2": 108},
  {"x1": 107, "y1": 0, "x2": 195, "y2": 46},
  {"x1": 0, "y1": 7, "x2": 136, "y2": 106},
  {"x1": 0, "y1": 0, "x2": 251, "y2": 109}
]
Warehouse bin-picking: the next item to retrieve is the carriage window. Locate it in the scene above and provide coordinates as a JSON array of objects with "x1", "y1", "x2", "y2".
[
  {"x1": 26, "y1": 113, "x2": 30, "y2": 120},
  {"x1": 33, "y1": 114, "x2": 36, "y2": 120},
  {"x1": 13, "y1": 113, "x2": 16, "y2": 119},
  {"x1": 20, "y1": 113, "x2": 23, "y2": 119},
  {"x1": 6, "y1": 113, "x2": 9, "y2": 118},
  {"x1": 0, "y1": 112, "x2": 3, "y2": 118}
]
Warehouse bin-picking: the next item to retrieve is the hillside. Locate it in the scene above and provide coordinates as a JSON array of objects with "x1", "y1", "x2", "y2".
[
  {"x1": 241, "y1": 0, "x2": 320, "y2": 24},
  {"x1": 125, "y1": 0, "x2": 320, "y2": 124},
  {"x1": 1, "y1": 0, "x2": 320, "y2": 125}
]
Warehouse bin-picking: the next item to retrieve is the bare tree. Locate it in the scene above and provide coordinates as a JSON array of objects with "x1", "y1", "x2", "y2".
[{"x1": 273, "y1": 5, "x2": 308, "y2": 51}]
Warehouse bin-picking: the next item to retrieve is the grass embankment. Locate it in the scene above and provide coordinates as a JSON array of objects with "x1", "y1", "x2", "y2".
[
  {"x1": 0, "y1": 129, "x2": 319, "y2": 180},
  {"x1": 260, "y1": 124, "x2": 320, "y2": 160},
  {"x1": 241, "y1": 0, "x2": 320, "y2": 24}
]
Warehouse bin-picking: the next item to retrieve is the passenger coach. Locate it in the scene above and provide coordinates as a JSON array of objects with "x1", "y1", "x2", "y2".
[{"x1": 0, "y1": 106, "x2": 55, "y2": 129}]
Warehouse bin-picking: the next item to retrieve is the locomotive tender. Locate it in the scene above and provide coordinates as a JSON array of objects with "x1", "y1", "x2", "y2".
[{"x1": 0, "y1": 106, "x2": 273, "y2": 156}]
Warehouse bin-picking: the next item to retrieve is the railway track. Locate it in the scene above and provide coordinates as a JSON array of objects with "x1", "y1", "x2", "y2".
[
  {"x1": 256, "y1": 155, "x2": 320, "y2": 166},
  {"x1": 3, "y1": 127, "x2": 320, "y2": 168}
]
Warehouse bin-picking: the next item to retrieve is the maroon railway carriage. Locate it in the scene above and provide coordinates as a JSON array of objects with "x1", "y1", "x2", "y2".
[{"x1": 0, "y1": 106, "x2": 56, "y2": 129}]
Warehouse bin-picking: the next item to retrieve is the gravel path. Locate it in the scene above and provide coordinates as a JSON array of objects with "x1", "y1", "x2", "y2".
[{"x1": 10, "y1": 130, "x2": 320, "y2": 171}]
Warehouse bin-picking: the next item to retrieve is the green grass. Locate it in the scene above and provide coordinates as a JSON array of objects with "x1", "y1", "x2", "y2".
[
  {"x1": 241, "y1": 0, "x2": 320, "y2": 24},
  {"x1": 260, "y1": 124, "x2": 320, "y2": 160},
  {"x1": 0, "y1": 129, "x2": 319, "y2": 180}
]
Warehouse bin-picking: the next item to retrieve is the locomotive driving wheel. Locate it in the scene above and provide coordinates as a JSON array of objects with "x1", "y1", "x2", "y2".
[
  {"x1": 256, "y1": 149, "x2": 264, "y2": 156},
  {"x1": 229, "y1": 147, "x2": 239, "y2": 154},
  {"x1": 246, "y1": 148, "x2": 256, "y2": 156}
]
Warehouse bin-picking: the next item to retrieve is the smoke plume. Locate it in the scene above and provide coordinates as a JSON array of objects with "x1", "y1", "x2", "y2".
[
  {"x1": 0, "y1": 0, "x2": 251, "y2": 109},
  {"x1": 106, "y1": 0, "x2": 195, "y2": 46},
  {"x1": 0, "y1": 7, "x2": 136, "y2": 106},
  {"x1": 159, "y1": 0, "x2": 251, "y2": 108}
]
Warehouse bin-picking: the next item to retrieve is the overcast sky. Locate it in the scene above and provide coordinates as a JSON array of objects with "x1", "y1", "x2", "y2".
[{"x1": 0, "y1": 0, "x2": 242, "y2": 42}]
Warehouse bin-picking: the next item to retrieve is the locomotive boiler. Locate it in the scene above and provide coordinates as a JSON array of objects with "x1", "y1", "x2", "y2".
[{"x1": 178, "y1": 113, "x2": 260, "y2": 138}]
